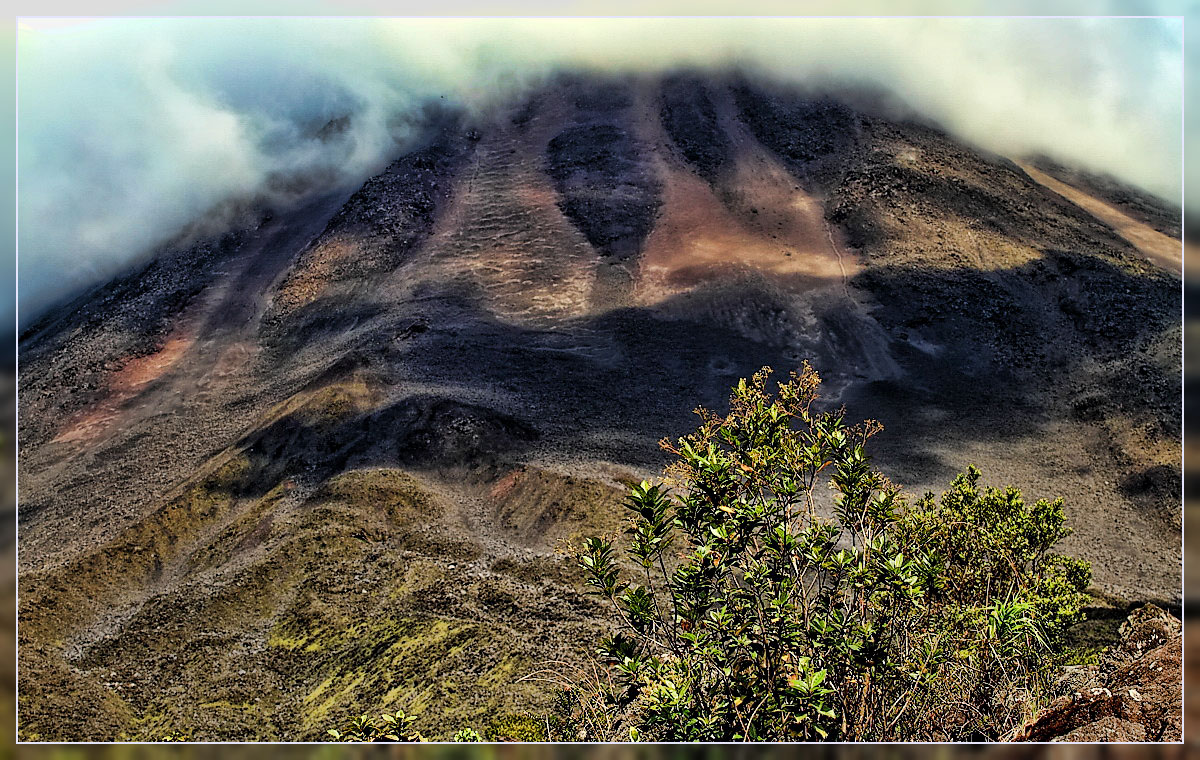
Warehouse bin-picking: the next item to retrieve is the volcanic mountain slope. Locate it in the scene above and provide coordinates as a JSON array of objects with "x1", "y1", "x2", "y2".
[{"x1": 17, "y1": 72, "x2": 1181, "y2": 740}]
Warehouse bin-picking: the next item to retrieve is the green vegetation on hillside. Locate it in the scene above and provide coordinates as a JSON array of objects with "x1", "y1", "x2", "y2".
[
  {"x1": 328, "y1": 365, "x2": 1092, "y2": 742},
  {"x1": 565, "y1": 364, "x2": 1090, "y2": 741},
  {"x1": 18, "y1": 365, "x2": 1101, "y2": 743}
]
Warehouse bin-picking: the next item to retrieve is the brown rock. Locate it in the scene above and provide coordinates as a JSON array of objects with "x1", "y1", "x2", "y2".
[
  {"x1": 1117, "y1": 603, "x2": 1181, "y2": 659},
  {"x1": 1014, "y1": 604, "x2": 1182, "y2": 742},
  {"x1": 1061, "y1": 716, "x2": 1146, "y2": 742}
]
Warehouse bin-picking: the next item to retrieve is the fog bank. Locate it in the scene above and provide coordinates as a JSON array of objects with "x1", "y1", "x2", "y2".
[{"x1": 17, "y1": 17, "x2": 1183, "y2": 325}]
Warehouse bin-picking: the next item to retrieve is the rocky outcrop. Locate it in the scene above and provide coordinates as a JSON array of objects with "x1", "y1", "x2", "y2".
[
  {"x1": 546, "y1": 122, "x2": 661, "y2": 261},
  {"x1": 1014, "y1": 604, "x2": 1182, "y2": 742}
]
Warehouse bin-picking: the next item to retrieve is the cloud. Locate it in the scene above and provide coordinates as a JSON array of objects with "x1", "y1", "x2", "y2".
[{"x1": 16, "y1": 17, "x2": 1183, "y2": 325}]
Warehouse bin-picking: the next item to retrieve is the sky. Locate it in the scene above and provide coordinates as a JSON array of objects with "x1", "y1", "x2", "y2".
[{"x1": 8, "y1": 6, "x2": 1191, "y2": 327}]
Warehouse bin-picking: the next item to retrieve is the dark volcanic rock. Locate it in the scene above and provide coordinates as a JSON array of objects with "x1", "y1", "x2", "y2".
[
  {"x1": 260, "y1": 134, "x2": 470, "y2": 355},
  {"x1": 568, "y1": 77, "x2": 634, "y2": 114},
  {"x1": 388, "y1": 397, "x2": 539, "y2": 467},
  {"x1": 323, "y1": 140, "x2": 463, "y2": 242},
  {"x1": 17, "y1": 226, "x2": 250, "y2": 446},
  {"x1": 660, "y1": 74, "x2": 732, "y2": 181},
  {"x1": 732, "y1": 81, "x2": 859, "y2": 189},
  {"x1": 545, "y1": 123, "x2": 661, "y2": 260},
  {"x1": 235, "y1": 392, "x2": 538, "y2": 495}
]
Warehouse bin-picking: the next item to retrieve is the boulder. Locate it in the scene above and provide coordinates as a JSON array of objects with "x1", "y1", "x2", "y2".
[{"x1": 1013, "y1": 604, "x2": 1181, "y2": 742}]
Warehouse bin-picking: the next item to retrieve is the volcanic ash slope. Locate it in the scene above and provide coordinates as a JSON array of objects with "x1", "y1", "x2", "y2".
[{"x1": 16, "y1": 72, "x2": 1180, "y2": 740}]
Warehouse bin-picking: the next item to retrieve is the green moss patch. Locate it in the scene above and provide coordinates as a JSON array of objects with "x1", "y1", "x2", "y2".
[
  {"x1": 490, "y1": 466, "x2": 628, "y2": 547},
  {"x1": 316, "y1": 468, "x2": 443, "y2": 526}
]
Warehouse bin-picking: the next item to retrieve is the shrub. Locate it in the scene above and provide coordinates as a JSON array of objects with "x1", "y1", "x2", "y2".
[
  {"x1": 573, "y1": 364, "x2": 1090, "y2": 741},
  {"x1": 453, "y1": 727, "x2": 483, "y2": 742},
  {"x1": 485, "y1": 713, "x2": 547, "y2": 742},
  {"x1": 326, "y1": 711, "x2": 423, "y2": 742}
]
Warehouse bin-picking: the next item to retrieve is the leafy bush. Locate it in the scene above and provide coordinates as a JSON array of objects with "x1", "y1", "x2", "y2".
[
  {"x1": 453, "y1": 727, "x2": 483, "y2": 742},
  {"x1": 573, "y1": 364, "x2": 1090, "y2": 741},
  {"x1": 327, "y1": 711, "x2": 423, "y2": 742}
]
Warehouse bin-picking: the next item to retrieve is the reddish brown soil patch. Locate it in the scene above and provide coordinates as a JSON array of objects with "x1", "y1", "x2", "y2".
[
  {"x1": 52, "y1": 327, "x2": 195, "y2": 445},
  {"x1": 49, "y1": 407, "x2": 122, "y2": 445},
  {"x1": 1016, "y1": 605, "x2": 1182, "y2": 742},
  {"x1": 488, "y1": 467, "x2": 523, "y2": 502},
  {"x1": 636, "y1": 123, "x2": 853, "y2": 304},
  {"x1": 110, "y1": 333, "x2": 193, "y2": 392}
]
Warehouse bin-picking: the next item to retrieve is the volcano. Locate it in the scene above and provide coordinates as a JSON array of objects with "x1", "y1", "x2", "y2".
[{"x1": 16, "y1": 72, "x2": 1181, "y2": 740}]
